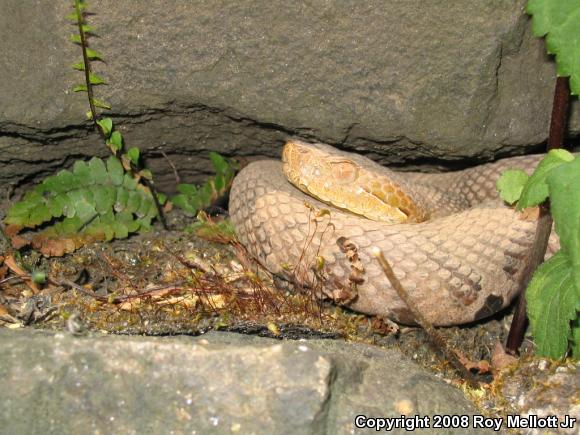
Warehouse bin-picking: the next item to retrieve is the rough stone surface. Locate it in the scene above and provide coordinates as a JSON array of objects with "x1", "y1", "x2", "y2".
[
  {"x1": 500, "y1": 359, "x2": 580, "y2": 435},
  {"x1": 1, "y1": 0, "x2": 579, "y2": 192},
  {"x1": 0, "y1": 329, "x2": 494, "y2": 435}
]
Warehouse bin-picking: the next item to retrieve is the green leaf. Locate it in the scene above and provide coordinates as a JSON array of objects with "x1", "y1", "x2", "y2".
[
  {"x1": 31, "y1": 270, "x2": 47, "y2": 284},
  {"x1": 28, "y1": 204, "x2": 51, "y2": 227},
  {"x1": 139, "y1": 169, "x2": 153, "y2": 180},
  {"x1": 171, "y1": 152, "x2": 236, "y2": 216},
  {"x1": 112, "y1": 221, "x2": 129, "y2": 239},
  {"x1": 8, "y1": 193, "x2": 45, "y2": 225},
  {"x1": 69, "y1": 34, "x2": 82, "y2": 44},
  {"x1": 85, "y1": 48, "x2": 102, "y2": 60},
  {"x1": 213, "y1": 174, "x2": 225, "y2": 192},
  {"x1": 73, "y1": 85, "x2": 88, "y2": 93},
  {"x1": 146, "y1": 199, "x2": 158, "y2": 219},
  {"x1": 65, "y1": 12, "x2": 80, "y2": 22},
  {"x1": 172, "y1": 194, "x2": 195, "y2": 215},
  {"x1": 157, "y1": 192, "x2": 167, "y2": 205},
  {"x1": 72, "y1": 160, "x2": 92, "y2": 183},
  {"x1": 497, "y1": 169, "x2": 529, "y2": 205},
  {"x1": 81, "y1": 24, "x2": 94, "y2": 34},
  {"x1": 122, "y1": 173, "x2": 138, "y2": 191},
  {"x1": 61, "y1": 192, "x2": 77, "y2": 218},
  {"x1": 136, "y1": 197, "x2": 153, "y2": 218},
  {"x1": 546, "y1": 156, "x2": 580, "y2": 294},
  {"x1": 199, "y1": 182, "x2": 215, "y2": 204},
  {"x1": 126, "y1": 191, "x2": 142, "y2": 213},
  {"x1": 572, "y1": 318, "x2": 580, "y2": 357},
  {"x1": 91, "y1": 185, "x2": 116, "y2": 214},
  {"x1": 91, "y1": 98, "x2": 111, "y2": 110},
  {"x1": 60, "y1": 216, "x2": 83, "y2": 234},
  {"x1": 209, "y1": 152, "x2": 228, "y2": 173},
  {"x1": 114, "y1": 187, "x2": 129, "y2": 212},
  {"x1": 527, "y1": 251, "x2": 577, "y2": 358},
  {"x1": 99, "y1": 211, "x2": 116, "y2": 240},
  {"x1": 106, "y1": 156, "x2": 124, "y2": 186},
  {"x1": 517, "y1": 149, "x2": 574, "y2": 210},
  {"x1": 127, "y1": 147, "x2": 140, "y2": 165},
  {"x1": 526, "y1": 0, "x2": 580, "y2": 95},
  {"x1": 88, "y1": 157, "x2": 108, "y2": 185},
  {"x1": 138, "y1": 216, "x2": 153, "y2": 232},
  {"x1": 55, "y1": 170, "x2": 76, "y2": 190},
  {"x1": 177, "y1": 183, "x2": 198, "y2": 196},
  {"x1": 47, "y1": 194, "x2": 67, "y2": 218},
  {"x1": 67, "y1": 189, "x2": 96, "y2": 221},
  {"x1": 72, "y1": 62, "x2": 85, "y2": 71},
  {"x1": 108, "y1": 131, "x2": 123, "y2": 152},
  {"x1": 96, "y1": 118, "x2": 113, "y2": 137},
  {"x1": 41, "y1": 171, "x2": 70, "y2": 194},
  {"x1": 88, "y1": 72, "x2": 106, "y2": 85}
]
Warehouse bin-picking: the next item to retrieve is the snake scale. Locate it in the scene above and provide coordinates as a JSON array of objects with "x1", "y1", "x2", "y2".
[{"x1": 229, "y1": 140, "x2": 553, "y2": 326}]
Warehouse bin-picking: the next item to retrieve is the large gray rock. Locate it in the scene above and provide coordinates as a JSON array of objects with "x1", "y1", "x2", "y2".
[
  {"x1": 0, "y1": 329, "x2": 495, "y2": 435},
  {"x1": 1, "y1": 0, "x2": 578, "y2": 191}
]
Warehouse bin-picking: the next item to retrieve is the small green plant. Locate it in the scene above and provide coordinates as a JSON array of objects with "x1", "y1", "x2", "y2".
[
  {"x1": 5, "y1": 156, "x2": 158, "y2": 256},
  {"x1": 172, "y1": 152, "x2": 237, "y2": 216},
  {"x1": 4, "y1": 0, "x2": 236, "y2": 255},
  {"x1": 498, "y1": 151, "x2": 579, "y2": 358},
  {"x1": 4, "y1": 0, "x2": 165, "y2": 255},
  {"x1": 497, "y1": 0, "x2": 580, "y2": 358},
  {"x1": 187, "y1": 211, "x2": 237, "y2": 244},
  {"x1": 527, "y1": 0, "x2": 580, "y2": 95}
]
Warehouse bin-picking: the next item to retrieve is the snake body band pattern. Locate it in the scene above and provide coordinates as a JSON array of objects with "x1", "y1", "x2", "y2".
[{"x1": 230, "y1": 140, "x2": 556, "y2": 326}]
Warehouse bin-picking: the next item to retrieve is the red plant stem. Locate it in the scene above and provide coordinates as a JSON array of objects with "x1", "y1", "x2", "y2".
[
  {"x1": 547, "y1": 77, "x2": 571, "y2": 150},
  {"x1": 505, "y1": 76, "x2": 570, "y2": 355}
]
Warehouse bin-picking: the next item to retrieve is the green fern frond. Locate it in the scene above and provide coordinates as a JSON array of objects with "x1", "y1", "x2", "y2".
[
  {"x1": 173, "y1": 152, "x2": 237, "y2": 216},
  {"x1": 5, "y1": 156, "x2": 158, "y2": 256}
]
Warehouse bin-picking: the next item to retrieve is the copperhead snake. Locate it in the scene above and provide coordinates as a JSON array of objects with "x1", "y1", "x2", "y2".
[{"x1": 229, "y1": 140, "x2": 553, "y2": 325}]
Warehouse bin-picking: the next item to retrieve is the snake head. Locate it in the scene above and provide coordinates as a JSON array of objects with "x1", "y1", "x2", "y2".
[{"x1": 282, "y1": 139, "x2": 429, "y2": 224}]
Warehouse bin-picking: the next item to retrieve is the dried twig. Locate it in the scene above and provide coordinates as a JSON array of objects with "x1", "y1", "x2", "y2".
[
  {"x1": 161, "y1": 151, "x2": 181, "y2": 184},
  {"x1": 371, "y1": 247, "x2": 479, "y2": 387}
]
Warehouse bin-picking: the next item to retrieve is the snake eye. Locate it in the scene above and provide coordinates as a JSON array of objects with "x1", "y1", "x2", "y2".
[{"x1": 330, "y1": 160, "x2": 358, "y2": 184}]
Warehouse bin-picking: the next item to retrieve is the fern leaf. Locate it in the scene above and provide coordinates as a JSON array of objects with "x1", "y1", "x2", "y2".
[
  {"x1": 88, "y1": 72, "x2": 106, "y2": 85},
  {"x1": 4, "y1": 156, "x2": 159, "y2": 256},
  {"x1": 85, "y1": 48, "x2": 102, "y2": 60},
  {"x1": 91, "y1": 98, "x2": 111, "y2": 110}
]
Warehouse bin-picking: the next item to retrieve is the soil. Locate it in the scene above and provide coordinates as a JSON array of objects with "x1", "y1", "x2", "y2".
[{"x1": 0, "y1": 207, "x2": 574, "y2": 422}]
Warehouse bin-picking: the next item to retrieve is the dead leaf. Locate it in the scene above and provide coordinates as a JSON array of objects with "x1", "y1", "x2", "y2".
[
  {"x1": 119, "y1": 300, "x2": 141, "y2": 311},
  {"x1": 156, "y1": 294, "x2": 199, "y2": 308},
  {"x1": 336, "y1": 236, "x2": 365, "y2": 285},
  {"x1": 371, "y1": 317, "x2": 400, "y2": 335},
  {"x1": 0, "y1": 255, "x2": 7, "y2": 280},
  {"x1": 4, "y1": 255, "x2": 39, "y2": 293},
  {"x1": 4, "y1": 224, "x2": 22, "y2": 238},
  {"x1": 267, "y1": 322, "x2": 280, "y2": 336},
  {"x1": 454, "y1": 350, "x2": 491, "y2": 375},
  {"x1": 520, "y1": 206, "x2": 540, "y2": 222},
  {"x1": 491, "y1": 341, "x2": 518, "y2": 372},
  {"x1": 202, "y1": 294, "x2": 227, "y2": 309}
]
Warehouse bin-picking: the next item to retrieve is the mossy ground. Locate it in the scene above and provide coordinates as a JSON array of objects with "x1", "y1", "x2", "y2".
[{"x1": 0, "y1": 208, "x2": 572, "y2": 420}]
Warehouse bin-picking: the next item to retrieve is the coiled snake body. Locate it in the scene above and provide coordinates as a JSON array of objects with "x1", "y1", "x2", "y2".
[{"x1": 230, "y1": 140, "x2": 550, "y2": 325}]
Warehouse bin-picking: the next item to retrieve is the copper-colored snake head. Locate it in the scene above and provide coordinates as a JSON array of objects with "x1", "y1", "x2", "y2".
[{"x1": 282, "y1": 139, "x2": 428, "y2": 223}]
